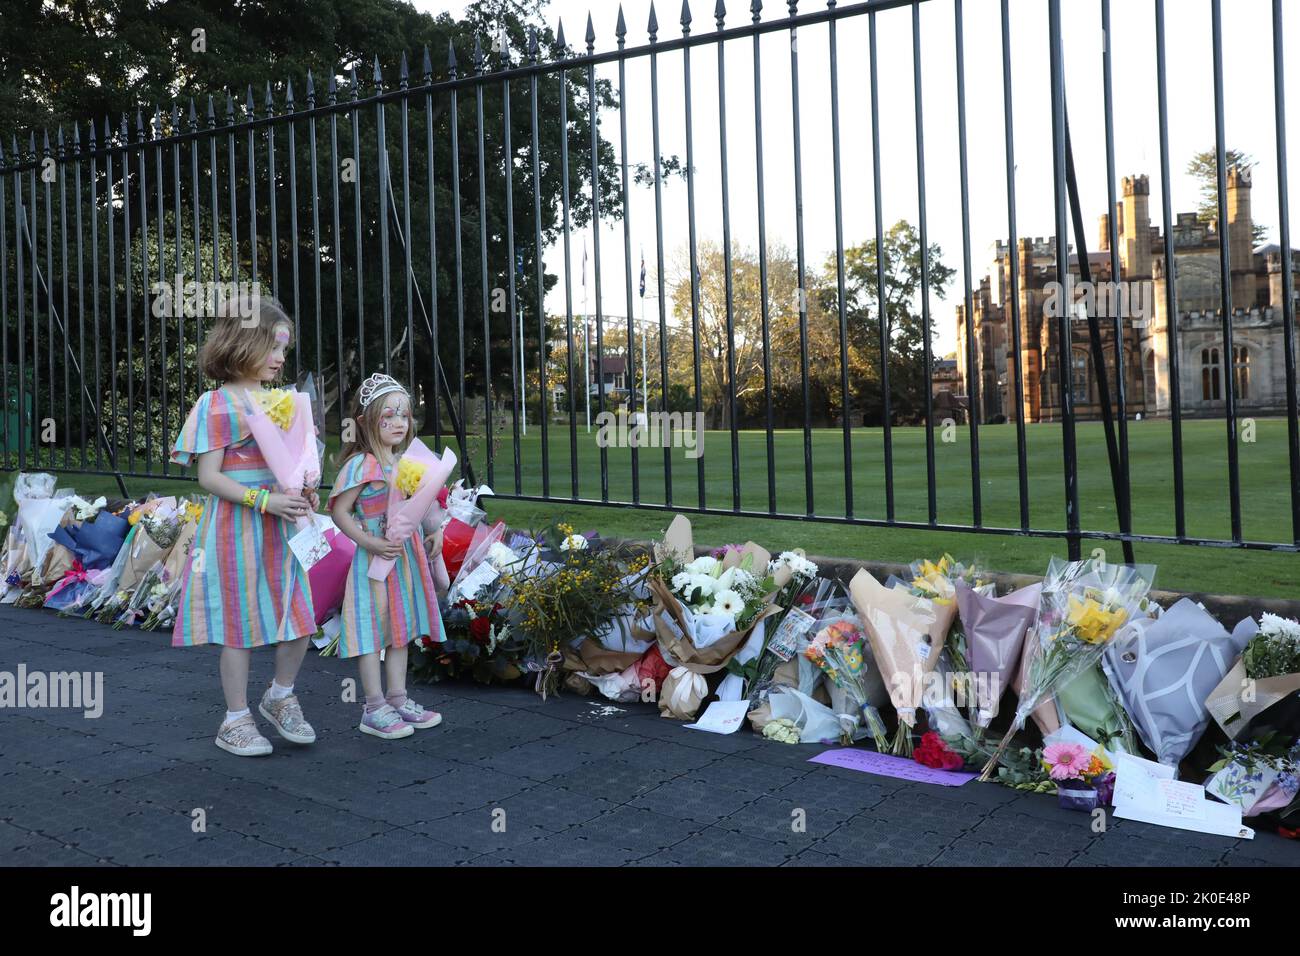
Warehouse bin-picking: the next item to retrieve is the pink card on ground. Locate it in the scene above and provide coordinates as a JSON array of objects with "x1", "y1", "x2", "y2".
[{"x1": 808, "y1": 748, "x2": 978, "y2": 787}]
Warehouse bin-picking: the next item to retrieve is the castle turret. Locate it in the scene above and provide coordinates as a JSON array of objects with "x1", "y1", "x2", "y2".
[
  {"x1": 1226, "y1": 165, "x2": 1256, "y2": 306},
  {"x1": 1120, "y1": 175, "x2": 1152, "y2": 279}
]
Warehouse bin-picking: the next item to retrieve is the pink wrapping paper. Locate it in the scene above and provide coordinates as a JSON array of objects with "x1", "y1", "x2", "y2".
[
  {"x1": 308, "y1": 527, "x2": 357, "y2": 625},
  {"x1": 367, "y1": 438, "x2": 457, "y2": 582},
  {"x1": 243, "y1": 390, "x2": 320, "y2": 531}
]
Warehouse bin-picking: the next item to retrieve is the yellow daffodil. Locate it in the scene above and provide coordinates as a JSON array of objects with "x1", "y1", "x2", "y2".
[
  {"x1": 256, "y1": 388, "x2": 296, "y2": 430},
  {"x1": 1066, "y1": 594, "x2": 1128, "y2": 644},
  {"x1": 396, "y1": 458, "x2": 427, "y2": 497}
]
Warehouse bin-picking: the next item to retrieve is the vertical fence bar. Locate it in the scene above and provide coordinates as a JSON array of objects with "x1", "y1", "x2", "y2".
[
  {"x1": 13, "y1": 136, "x2": 27, "y2": 470},
  {"x1": 828, "y1": 1, "x2": 853, "y2": 519},
  {"x1": 247, "y1": 89, "x2": 259, "y2": 283},
  {"x1": 350, "y1": 69, "x2": 365, "y2": 376},
  {"x1": 555, "y1": 26, "x2": 579, "y2": 499},
  {"x1": 1274, "y1": 0, "x2": 1300, "y2": 544},
  {"x1": 0, "y1": 143, "x2": 9, "y2": 470},
  {"x1": 268, "y1": 85, "x2": 280, "y2": 300},
  {"x1": 912, "y1": 8, "x2": 935, "y2": 525},
  {"x1": 398, "y1": 58, "x2": 415, "y2": 389},
  {"x1": 92, "y1": 121, "x2": 104, "y2": 469},
  {"x1": 869, "y1": 9, "x2": 893, "y2": 522},
  {"x1": 330, "y1": 74, "x2": 347, "y2": 432},
  {"x1": 1048, "y1": 0, "x2": 1081, "y2": 559},
  {"x1": 715, "y1": 3, "x2": 741, "y2": 512},
  {"x1": 1210, "y1": 0, "x2": 1242, "y2": 542},
  {"x1": 108, "y1": 120, "x2": 120, "y2": 465},
  {"x1": 789, "y1": 2, "x2": 813, "y2": 516},
  {"x1": 475, "y1": 40, "x2": 495, "y2": 490},
  {"x1": 58, "y1": 128, "x2": 70, "y2": 469},
  {"x1": 227, "y1": 93, "x2": 239, "y2": 285},
  {"x1": 188, "y1": 103, "x2": 201, "y2": 358},
  {"x1": 1154, "y1": 0, "x2": 1186, "y2": 539},
  {"x1": 587, "y1": 18, "x2": 608, "y2": 502},
  {"x1": 308, "y1": 73, "x2": 325, "y2": 387},
  {"x1": 955, "y1": 0, "x2": 980, "y2": 525},
  {"x1": 425, "y1": 51, "x2": 443, "y2": 448},
  {"x1": 649, "y1": 5, "x2": 672, "y2": 507},
  {"x1": 136, "y1": 112, "x2": 151, "y2": 473},
  {"x1": 529, "y1": 29, "x2": 549, "y2": 497},
  {"x1": 121, "y1": 117, "x2": 135, "y2": 473},
  {"x1": 207, "y1": 100, "x2": 219, "y2": 288},
  {"x1": 502, "y1": 38, "x2": 523, "y2": 497},
  {"x1": 288, "y1": 80, "x2": 304, "y2": 379},
  {"x1": 753, "y1": 0, "x2": 775, "y2": 514},
  {"x1": 616, "y1": 8, "x2": 639, "y2": 505},
  {"x1": 154, "y1": 109, "x2": 167, "y2": 475},
  {"x1": 683, "y1": 4, "x2": 707, "y2": 510},
  {"x1": 1001, "y1": 0, "x2": 1029, "y2": 530},
  {"x1": 171, "y1": 105, "x2": 183, "y2": 471},
  {"x1": 375, "y1": 61, "x2": 392, "y2": 375},
  {"x1": 38, "y1": 132, "x2": 49, "y2": 471},
  {"x1": 449, "y1": 45, "x2": 470, "y2": 477},
  {"x1": 1101, "y1": 0, "x2": 1133, "y2": 555}
]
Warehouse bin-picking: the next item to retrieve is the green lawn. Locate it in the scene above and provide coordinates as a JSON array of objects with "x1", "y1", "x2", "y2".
[{"x1": 16, "y1": 417, "x2": 1300, "y2": 599}]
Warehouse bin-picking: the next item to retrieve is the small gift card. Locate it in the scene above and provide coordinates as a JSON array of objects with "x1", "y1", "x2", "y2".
[
  {"x1": 453, "y1": 561, "x2": 500, "y2": 602},
  {"x1": 1206, "y1": 759, "x2": 1281, "y2": 814},
  {"x1": 288, "y1": 521, "x2": 331, "y2": 571},
  {"x1": 768, "y1": 607, "x2": 815, "y2": 661}
]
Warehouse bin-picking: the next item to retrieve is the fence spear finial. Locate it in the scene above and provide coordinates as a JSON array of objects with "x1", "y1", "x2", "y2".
[
  {"x1": 788, "y1": 0, "x2": 798, "y2": 16},
  {"x1": 226, "y1": 89, "x2": 236, "y2": 123},
  {"x1": 473, "y1": 34, "x2": 485, "y2": 73},
  {"x1": 422, "y1": 44, "x2": 433, "y2": 82},
  {"x1": 648, "y1": 1, "x2": 659, "y2": 41},
  {"x1": 186, "y1": 100, "x2": 196, "y2": 132},
  {"x1": 264, "y1": 81, "x2": 275, "y2": 115},
  {"x1": 72, "y1": 122, "x2": 80, "y2": 154},
  {"x1": 327, "y1": 71, "x2": 338, "y2": 104},
  {"x1": 681, "y1": 0, "x2": 693, "y2": 32},
  {"x1": 56, "y1": 125, "x2": 64, "y2": 157},
  {"x1": 398, "y1": 50, "x2": 409, "y2": 88},
  {"x1": 136, "y1": 107, "x2": 146, "y2": 141},
  {"x1": 616, "y1": 5, "x2": 627, "y2": 47},
  {"x1": 373, "y1": 54, "x2": 383, "y2": 89},
  {"x1": 306, "y1": 69, "x2": 315, "y2": 106},
  {"x1": 246, "y1": 84, "x2": 255, "y2": 116},
  {"x1": 585, "y1": 12, "x2": 596, "y2": 54},
  {"x1": 751, "y1": 0, "x2": 763, "y2": 21},
  {"x1": 448, "y1": 38, "x2": 459, "y2": 77},
  {"x1": 171, "y1": 101, "x2": 180, "y2": 133},
  {"x1": 285, "y1": 77, "x2": 295, "y2": 109},
  {"x1": 716, "y1": 0, "x2": 726, "y2": 28},
  {"x1": 528, "y1": 26, "x2": 539, "y2": 63},
  {"x1": 350, "y1": 65, "x2": 359, "y2": 100},
  {"x1": 556, "y1": 18, "x2": 567, "y2": 53}
]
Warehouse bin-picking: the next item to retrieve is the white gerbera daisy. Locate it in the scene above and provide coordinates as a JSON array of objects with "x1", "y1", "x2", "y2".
[{"x1": 714, "y1": 589, "x2": 743, "y2": 618}]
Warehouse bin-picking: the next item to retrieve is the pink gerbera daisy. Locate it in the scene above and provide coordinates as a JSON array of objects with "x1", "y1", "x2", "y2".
[{"x1": 1043, "y1": 742, "x2": 1090, "y2": 781}]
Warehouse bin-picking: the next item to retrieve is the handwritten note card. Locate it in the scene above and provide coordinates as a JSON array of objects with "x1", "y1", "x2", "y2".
[{"x1": 808, "y1": 748, "x2": 977, "y2": 787}]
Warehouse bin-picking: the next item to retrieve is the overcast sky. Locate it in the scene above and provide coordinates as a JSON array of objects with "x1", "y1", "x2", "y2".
[{"x1": 413, "y1": 0, "x2": 1300, "y2": 356}]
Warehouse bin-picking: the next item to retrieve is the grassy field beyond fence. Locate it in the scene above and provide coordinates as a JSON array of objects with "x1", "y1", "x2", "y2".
[{"x1": 21, "y1": 417, "x2": 1299, "y2": 600}]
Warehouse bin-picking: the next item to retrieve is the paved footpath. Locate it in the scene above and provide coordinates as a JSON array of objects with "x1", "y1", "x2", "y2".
[{"x1": 0, "y1": 606, "x2": 1293, "y2": 867}]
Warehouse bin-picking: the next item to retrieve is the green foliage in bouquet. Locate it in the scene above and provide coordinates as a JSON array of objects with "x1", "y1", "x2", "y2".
[
  {"x1": 1207, "y1": 730, "x2": 1299, "y2": 775},
  {"x1": 501, "y1": 521, "x2": 652, "y2": 698},
  {"x1": 945, "y1": 734, "x2": 1058, "y2": 794}
]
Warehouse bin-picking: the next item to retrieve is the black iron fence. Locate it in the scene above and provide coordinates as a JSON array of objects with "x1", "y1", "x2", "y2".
[{"x1": 1, "y1": 0, "x2": 1298, "y2": 563}]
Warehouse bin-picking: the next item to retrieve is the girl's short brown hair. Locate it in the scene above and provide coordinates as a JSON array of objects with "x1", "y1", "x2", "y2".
[{"x1": 198, "y1": 292, "x2": 294, "y2": 382}]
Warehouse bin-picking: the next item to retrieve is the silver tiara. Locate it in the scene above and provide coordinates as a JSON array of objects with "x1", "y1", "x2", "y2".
[{"x1": 359, "y1": 373, "x2": 407, "y2": 409}]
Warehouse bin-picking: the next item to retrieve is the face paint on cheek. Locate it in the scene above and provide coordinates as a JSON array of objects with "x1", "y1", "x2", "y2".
[{"x1": 273, "y1": 326, "x2": 291, "y2": 347}]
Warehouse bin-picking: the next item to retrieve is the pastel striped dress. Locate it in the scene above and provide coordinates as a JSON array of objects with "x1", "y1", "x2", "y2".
[
  {"x1": 169, "y1": 388, "x2": 317, "y2": 648},
  {"x1": 327, "y1": 453, "x2": 445, "y2": 659}
]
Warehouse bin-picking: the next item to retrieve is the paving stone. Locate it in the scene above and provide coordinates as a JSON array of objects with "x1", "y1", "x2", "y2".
[
  {"x1": 627, "y1": 777, "x2": 758, "y2": 823},
  {"x1": 490, "y1": 784, "x2": 618, "y2": 832},
  {"x1": 682, "y1": 756, "x2": 809, "y2": 796},
  {"x1": 772, "y1": 769, "x2": 894, "y2": 814},
  {"x1": 603, "y1": 738, "x2": 721, "y2": 772},
  {"x1": 1066, "y1": 836, "x2": 1228, "y2": 867},
  {"x1": 780, "y1": 848, "x2": 858, "y2": 867},
  {"x1": 398, "y1": 763, "x2": 536, "y2": 821},
  {"x1": 717, "y1": 794, "x2": 856, "y2": 845},
  {"x1": 633, "y1": 825, "x2": 798, "y2": 866},
  {"x1": 809, "y1": 816, "x2": 952, "y2": 865},
  {"x1": 315, "y1": 828, "x2": 477, "y2": 865},
  {"x1": 567, "y1": 805, "x2": 703, "y2": 852},
  {"x1": 469, "y1": 832, "x2": 641, "y2": 866},
  {"x1": 475, "y1": 739, "x2": 603, "y2": 782},
  {"x1": 551, "y1": 757, "x2": 670, "y2": 804},
  {"x1": 411, "y1": 807, "x2": 556, "y2": 854},
  {"x1": 141, "y1": 826, "x2": 305, "y2": 866}
]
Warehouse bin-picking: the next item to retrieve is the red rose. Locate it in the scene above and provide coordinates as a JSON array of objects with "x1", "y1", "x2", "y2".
[{"x1": 469, "y1": 615, "x2": 492, "y2": 644}]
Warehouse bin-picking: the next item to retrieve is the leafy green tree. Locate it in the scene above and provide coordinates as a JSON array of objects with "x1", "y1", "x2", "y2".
[{"x1": 1186, "y1": 148, "x2": 1267, "y2": 246}]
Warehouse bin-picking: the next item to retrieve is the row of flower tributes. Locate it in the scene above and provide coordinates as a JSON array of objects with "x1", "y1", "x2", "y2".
[{"x1": 2, "y1": 467, "x2": 1298, "y2": 841}]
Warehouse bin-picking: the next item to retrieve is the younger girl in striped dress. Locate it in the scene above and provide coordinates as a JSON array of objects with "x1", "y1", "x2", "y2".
[
  {"x1": 328, "y1": 373, "x2": 445, "y2": 740},
  {"x1": 171, "y1": 296, "x2": 319, "y2": 757}
]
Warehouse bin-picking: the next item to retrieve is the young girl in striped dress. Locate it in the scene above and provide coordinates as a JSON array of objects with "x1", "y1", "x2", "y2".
[
  {"x1": 328, "y1": 373, "x2": 445, "y2": 740},
  {"x1": 171, "y1": 296, "x2": 320, "y2": 757}
]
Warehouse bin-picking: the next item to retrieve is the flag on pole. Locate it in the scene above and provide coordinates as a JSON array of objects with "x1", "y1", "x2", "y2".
[{"x1": 639, "y1": 249, "x2": 646, "y2": 298}]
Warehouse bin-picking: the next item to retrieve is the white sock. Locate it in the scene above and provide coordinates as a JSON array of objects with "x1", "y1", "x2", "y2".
[
  {"x1": 225, "y1": 708, "x2": 250, "y2": 725},
  {"x1": 268, "y1": 680, "x2": 294, "y2": 700}
]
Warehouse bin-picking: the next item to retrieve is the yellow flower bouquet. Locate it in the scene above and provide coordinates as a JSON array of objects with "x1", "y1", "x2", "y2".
[{"x1": 255, "y1": 388, "x2": 296, "y2": 431}]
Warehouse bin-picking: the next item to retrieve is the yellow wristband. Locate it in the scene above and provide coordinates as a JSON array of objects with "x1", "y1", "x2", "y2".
[{"x1": 242, "y1": 488, "x2": 258, "y2": 509}]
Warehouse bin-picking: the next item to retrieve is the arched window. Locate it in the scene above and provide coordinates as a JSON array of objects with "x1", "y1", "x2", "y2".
[
  {"x1": 1201, "y1": 347, "x2": 1221, "y2": 401},
  {"x1": 1233, "y1": 345, "x2": 1250, "y2": 400},
  {"x1": 1072, "y1": 350, "x2": 1091, "y2": 403}
]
